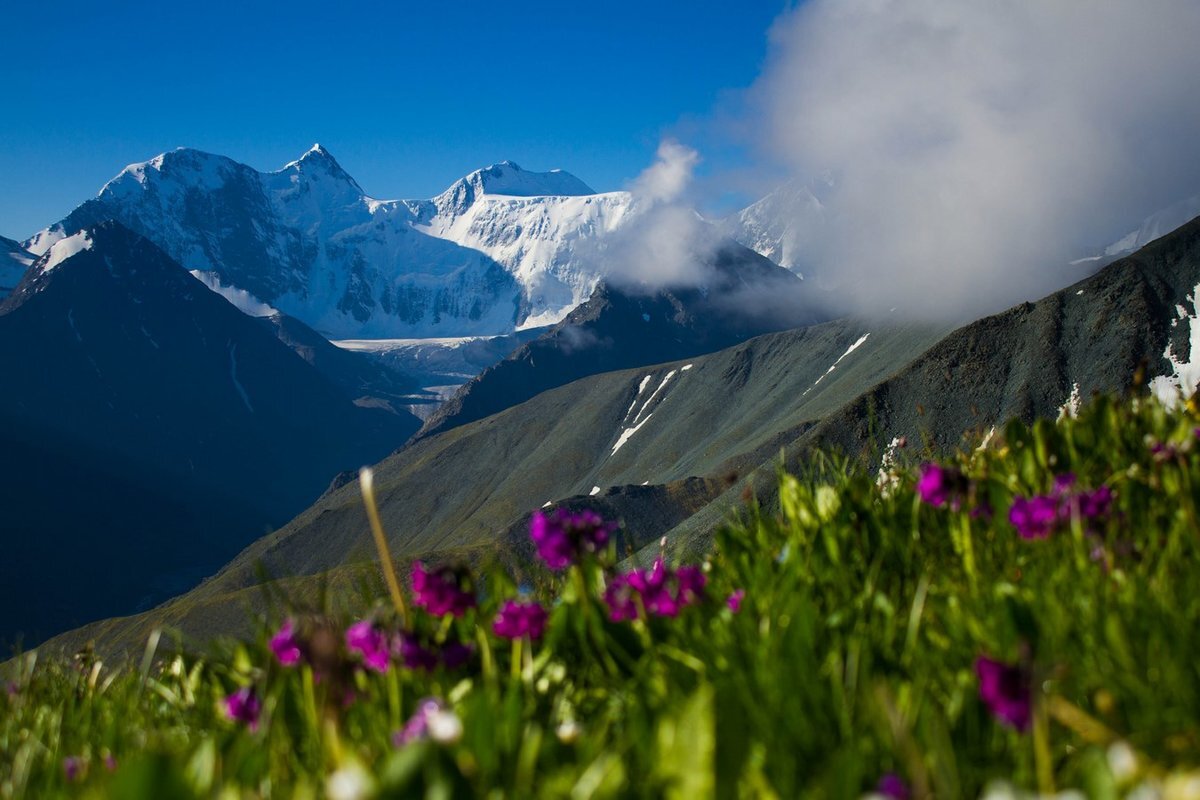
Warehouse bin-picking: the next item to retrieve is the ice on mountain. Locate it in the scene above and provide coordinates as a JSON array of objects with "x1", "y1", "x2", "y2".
[{"x1": 42, "y1": 231, "x2": 93, "y2": 274}]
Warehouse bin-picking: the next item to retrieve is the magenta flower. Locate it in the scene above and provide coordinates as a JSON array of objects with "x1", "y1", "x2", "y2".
[
  {"x1": 727, "y1": 589, "x2": 745, "y2": 613},
  {"x1": 346, "y1": 620, "x2": 391, "y2": 673},
  {"x1": 63, "y1": 756, "x2": 84, "y2": 782},
  {"x1": 493, "y1": 600, "x2": 549, "y2": 640},
  {"x1": 393, "y1": 697, "x2": 462, "y2": 746},
  {"x1": 441, "y1": 641, "x2": 475, "y2": 670},
  {"x1": 604, "y1": 573, "x2": 641, "y2": 621},
  {"x1": 103, "y1": 754, "x2": 117, "y2": 772},
  {"x1": 224, "y1": 686, "x2": 262, "y2": 731},
  {"x1": 876, "y1": 773, "x2": 910, "y2": 800},
  {"x1": 916, "y1": 463, "x2": 968, "y2": 508},
  {"x1": 1052, "y1": 472, "x2": 1077, "y2": 494},
  {"x1": 1009, "y1": 495, "x2": 1059, "y2": 539},
  {"x1": 394, "y1": 632, "x2": 438, "y2": 671},
  {"x1": 975, "y1": 656, "x2": 1032, "y2": 731},
  {"x1": 1075, "y1": 485, "x2": 1113, "y2": 519},
  {"x1": 604, "y1": 558, "x2": 706, "y2": 620},
  {"x1": 530, "y1": 508, "x2": 615, "y2": 570},
  {"x1": 412, "y1": 561, "x2": 477, "y2": 617},
  {"x1": 269, "y1": 618, "x2": 302, "y2": 666}
]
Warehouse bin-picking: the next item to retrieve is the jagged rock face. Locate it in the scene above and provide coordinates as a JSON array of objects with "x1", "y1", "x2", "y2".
[{"x1": 25, "y1": 147, "x2": 637, "y2": 338}]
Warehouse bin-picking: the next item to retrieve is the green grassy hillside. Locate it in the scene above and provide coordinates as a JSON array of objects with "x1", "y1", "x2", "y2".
[{"x1": 4, "y1": 392, "x2": 1199, "y2": 798}]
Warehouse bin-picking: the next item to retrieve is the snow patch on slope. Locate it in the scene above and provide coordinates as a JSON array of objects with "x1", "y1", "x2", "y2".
[
  {"x1": 190, "y1": 270, "x2": 277, "y2": 317},
  {"x1": 804, "y1": 333, "x2": 870, "y2": 395},
  {"x1": 42, "y1": 231, "x2": 93, "y2": 273},
  {"x1": 1150, "y1": 282, "x2": 1200, "y2": 407}
]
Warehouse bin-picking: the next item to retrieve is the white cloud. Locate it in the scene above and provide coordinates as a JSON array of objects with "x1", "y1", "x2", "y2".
[{"x1": 748, "y1": 0, "x2": 1200, "y2": 319}]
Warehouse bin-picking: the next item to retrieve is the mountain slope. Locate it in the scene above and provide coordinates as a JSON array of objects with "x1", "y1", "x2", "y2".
[
  {"x1": 0, "y1": 222, "x2": 419, "y2": 645},
  {"x1": 0, "y1": 235, "x2": 33, "y2": 298},
  {"x1": 39, "y1": 213, "x2": 1200, "y2": 657},
  {"x1": 24, "y1": 147, "x2": 637, "y2": 338},
  {"x1": 417, "y1": 241, "x2": 820, "y2": 439}
]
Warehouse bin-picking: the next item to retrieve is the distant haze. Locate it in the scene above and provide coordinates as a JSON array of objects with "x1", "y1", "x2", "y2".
[{"x1": 744, "y1": 0, "x2": 1200, "y2": 319}]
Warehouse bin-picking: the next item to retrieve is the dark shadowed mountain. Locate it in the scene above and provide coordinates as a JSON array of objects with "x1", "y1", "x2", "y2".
[
  {"x1": 0, "y1": 222, "x2": 419, "y2": 646},
  {"x1": 417, "y1": 242, "x2": 821, "y2": 439}
]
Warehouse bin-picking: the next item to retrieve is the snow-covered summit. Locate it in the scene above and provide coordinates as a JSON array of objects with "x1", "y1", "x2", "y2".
[{"x1": 26, "y1": 146, "x2": 634, "y2": 338}]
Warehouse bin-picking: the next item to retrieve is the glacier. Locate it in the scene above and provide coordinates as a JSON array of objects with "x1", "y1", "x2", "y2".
[{"x1": 26, "y1": 145, "x2": 637, "y2": 338}]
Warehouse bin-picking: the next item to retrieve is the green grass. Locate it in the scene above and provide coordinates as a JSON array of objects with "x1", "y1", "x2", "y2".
[{"x1": 3, "y1": 392, "x2": 1200, "y2": 798}]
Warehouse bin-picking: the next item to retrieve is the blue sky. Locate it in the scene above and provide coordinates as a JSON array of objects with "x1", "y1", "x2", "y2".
[{"x1": 0, "y1": 0, "x2": 790, "y2": 240}]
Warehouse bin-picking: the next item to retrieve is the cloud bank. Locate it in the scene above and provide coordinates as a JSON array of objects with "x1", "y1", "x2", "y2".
[
  {"x1": 587, "y1": 140, "x2": 723, "y2": 290},
  {"x1": 750, "y1": 0, "x2": 1200, "y2": 319}
]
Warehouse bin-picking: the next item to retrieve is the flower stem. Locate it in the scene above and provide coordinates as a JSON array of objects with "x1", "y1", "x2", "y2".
[{"x1": 359, "y1": 467, "x2": 408, "y2": 624}]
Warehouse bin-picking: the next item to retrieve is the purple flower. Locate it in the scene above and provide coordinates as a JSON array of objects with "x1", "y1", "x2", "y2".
[
  {"x1": 269, "y1": 618, "x2": 302, "y2": 666},
  {"x1": 530, "y1": 508, "x2": 615, "y2": 570},
  {"x1": 393, "y1": 698, "x2": 445, "y2": 746},
  {"x1": 103, "y1": 754, "x2": 117, "y2": 772},
  {"x1": 224, "y1": 686, "x2": 262, "y2": 731},
  {"x1": 412, "y1": 561, "x2": 477, "y2": 617},
  {"x1": 604, "y1": 573, "x2": 641, "y2": 622},
  {"x1": 493, "y1": 600, "x2": 549, "y2": 640},
  {"x1": 1075, "y1": 485, "x2": 1113, "y2": 520},
  {"x1": 916, "y1": 463, "x2": 968, "y2": 508},
  {"x1": 440, "y1": 641, "x2": 475, "y2": 670},
  {"x1": 346, "y1": 620, "x2": 391, "y2": 673},
  {"x1": 63, "y1": 756, "x2": 84, "y2": 782},
  {"x1": 1009, "y1": 495, "x2": 1060, "y2": 540},
  {"x1": 394, "y1": 633, "x2": 439, "y2": 672},
  {"x1": 876, "y1": 773, "x2": 910, "y2": 800},
  {"x1": 727, "y1": 589, "x2": 745, "y2": 613},
  {"x1": 393, "y1": 698, "x2": 462, "y2": 746},
  {"x1": 1052, "y1": 473, "x2": 1077, "y2": 495},
  {"x1": 604, "y1": 559, "x2": 706, "y2": 620},
  {"x1": 975, "y1": 656, "x2": 1032, "y2": 732},
  {"x1": 5, "y1": 682, "x2": 17, "y2": 698}
]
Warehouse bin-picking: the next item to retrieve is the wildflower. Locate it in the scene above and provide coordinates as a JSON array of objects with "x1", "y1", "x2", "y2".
[
  {"x1": 604, "y1": 558, "x2": 706, "y2": 620},
  {"x1": 345, "y1": 620, "x2": 390, "y2": 673},
  {"x1": 440, "y1": 641, "x2": 474, "y2": 670},
  {"x1": 1052, "y1": 472, "x2": 1077, "y2": 494},
  {"x1": 4, "y1": 681, "x2": 17, "y2": 698},
  {"x1": 1075, "y1": 485, "x2": 1113, "y2": 519},
  {"x1": 269, "y1": 618, "x2": 302, "y2": 666},
  {"x1": 394, "y1": 633, "x2": 438, "y2": 672},
  {"x1": 1009, "y1": 495, "x2": 1059, "y2": 540},
  {"x1": 411, "y1": 561, "x2": 476, "y2": 617},
  {"x1": 224, "y1": 686, "x2": 262, "y2": 731},
  {"x1": 63, "y1": 756, "x2": 84, "y2": 782},
  {"x1": 916, "y1": 463, "x2": 968, "y2": 509},
  {"x1": 393, "y1": 698, "x2": 462, "y2": 746},
  {"x1": 326, "y1": 763, "x2": 373, "y2": 800},
  {"x1": 975, "y1": 656, "x2": 1032, "y2": 731},
  {"x1": 556, "y1": 719, "x2": 582, "y2": 743},
  {"x1": 876, "y1": 773, "x2": 910, "y2": 800},
  {"x1": 493, "y1": 600, "x2": 549, "y2": 640},
  {"x1": 103, "y1": 753, "x2": 117, "y2": 772},
  {"x1": 530, "y1": 508, "x2": 614, "y2": 570},
  {"x1": 604, "y1": 573, "x2": 641, "y2": 622},
  {"x1": 727, "y1": 589, "x2": 745, "y2": 613}
]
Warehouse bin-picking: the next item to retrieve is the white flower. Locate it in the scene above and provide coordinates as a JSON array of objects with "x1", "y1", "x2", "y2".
[
  {"x1": 427, "y1": 709, "x2": 463, "y2": 745},
  {"x1": 326, "y1": 763, "x2": 373, "y2": 800}
]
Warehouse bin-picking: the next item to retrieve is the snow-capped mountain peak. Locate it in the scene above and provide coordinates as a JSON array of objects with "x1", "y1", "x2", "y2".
[
  {"x1": 25, "y1": 147, "x2": 637, "y2": 338},
  {"x1": 430, "y1": 160, "x2": 596, "y2": 218}
]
